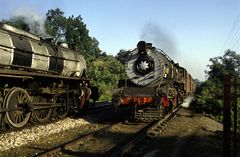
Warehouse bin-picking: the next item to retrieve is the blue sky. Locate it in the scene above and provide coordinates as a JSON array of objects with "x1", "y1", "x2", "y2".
[{"x1": 0, "y1": 0, "x2": 240, "y2": 81}]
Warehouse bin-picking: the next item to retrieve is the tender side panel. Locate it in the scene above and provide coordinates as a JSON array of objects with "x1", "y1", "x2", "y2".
[
  {"x1": 10, "y1": 35, "x2": 32, "y2": 67},
  {"x1": 74, "y1": 53, "x2": 86, "y2": 77},
  {"x1": 30, "y1": 40, "x2": 49, "y2": 71},
  {"x1": 60, "y1": 48, "x2": 77, "y2": 76},
  {"x1": 0, "y1": 30, "x2": 13, "y2": 65},
  {"x1": 45, "y1": 44, "x2": 64, "y2": 73}
]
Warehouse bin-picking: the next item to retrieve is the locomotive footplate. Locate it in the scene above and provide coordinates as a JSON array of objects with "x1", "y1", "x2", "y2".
[{"x1": 134, "y1": 107, "x2": 164, "y2": 120}]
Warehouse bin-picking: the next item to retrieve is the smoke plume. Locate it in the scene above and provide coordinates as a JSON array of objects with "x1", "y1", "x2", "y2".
[
  {"x1": 140, "y1": 22, "x2": 177, "y2": 57},
  {"x1": 12, "y1": 8, "x2": 47, "y2": 37},
  {"x1": 181, "y1": 95, "x2": 194, "y2": 108}
]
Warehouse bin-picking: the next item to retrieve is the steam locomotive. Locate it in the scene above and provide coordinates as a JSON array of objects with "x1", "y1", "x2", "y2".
[
  {"x1": 0, "y1": 23, "x2": 97, "y2": 128},
  {"x1": 112, "y1": 41, "x2": 196, "y2": 119}
]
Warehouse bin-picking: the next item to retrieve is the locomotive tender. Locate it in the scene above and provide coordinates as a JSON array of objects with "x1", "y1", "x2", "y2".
[
  {"x1": 0, "y1": 23, "x2": 94, "y2": 128},
  {"x1": 112, "y1": 41, "x2": 196, "y2": 119}
]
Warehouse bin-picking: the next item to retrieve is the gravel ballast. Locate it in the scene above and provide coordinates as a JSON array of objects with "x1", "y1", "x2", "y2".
[{"x1": 0, "y1": 117, "x2": 90, "y2": 152}]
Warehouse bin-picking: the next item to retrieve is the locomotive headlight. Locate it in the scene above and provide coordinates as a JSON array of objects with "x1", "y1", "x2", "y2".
[
  {"x1": 134, "y1": 56, "x2": 154, "y2": 75},
  {"x1": 137, "y1": 60, "x2": 149, "y2": 71}
]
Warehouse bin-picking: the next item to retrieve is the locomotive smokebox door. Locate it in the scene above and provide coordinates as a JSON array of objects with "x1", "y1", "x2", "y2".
[
  {"x1": 134, "y1": 55, "x2": 154, "y2": 76},
  {"x1": 125, "y1": 41, "x2": 165, "y2": 86}
]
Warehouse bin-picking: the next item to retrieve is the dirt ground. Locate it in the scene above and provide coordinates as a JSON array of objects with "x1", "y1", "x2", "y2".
[{"x1": 125, "y1": 108, "x2": 239, "y2": 157}]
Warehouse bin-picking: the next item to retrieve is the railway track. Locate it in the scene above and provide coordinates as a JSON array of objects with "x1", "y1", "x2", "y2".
[
  {"x1": 34, "y1": 122, "x2": 119, "y2": 157},
  {"x1": 105, "y1": 105, "x2": 183, "y2": 157},
  {"x1": 33, "y1": 106, "x2": 183, "y2": 157}
]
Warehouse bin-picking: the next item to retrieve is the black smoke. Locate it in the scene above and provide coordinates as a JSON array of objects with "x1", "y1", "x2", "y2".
[{"x1": 140, "y1": 22, "x2": 177, "y2": 58}]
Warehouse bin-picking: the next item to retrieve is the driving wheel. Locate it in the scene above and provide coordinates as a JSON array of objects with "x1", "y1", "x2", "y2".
[
  {"x1": 32, "y1": 96, "x2": 53, "y2": 123},
  {"x1": 54, "y1": 96, "x2": 69, "y2": 119},
  {"x1": 5, "y1": 88, "x2": 31, "y2": 128}
]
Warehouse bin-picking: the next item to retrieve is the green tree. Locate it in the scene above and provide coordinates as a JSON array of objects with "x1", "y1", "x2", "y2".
[
  {"x1": 207, "y1": 50, "x2": 240, "y2": 80},
  {"x1": 116, "y1": 49, "x2": 130, "y2": 64},
  {"x1": 45, "y1": 8, "x2": 66, "y2": 42},
  {"x1": 45, "y1": 8, "x2": 96, "y2": 57},
  {"x1": 87, "y1": 55, "x2": 125, "y2": 100},
  {"x1": 197, "y1": 50, "x2": 240, "y2": 122},
  {"x1": 197, "y1": 79, "x2": 224, "y2": 120}
]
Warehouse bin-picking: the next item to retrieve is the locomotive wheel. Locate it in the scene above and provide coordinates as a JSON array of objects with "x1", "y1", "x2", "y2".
[
  {"x1": 54, "y1": 97, "x2": 69, "y2": 119},
  {"x1": 32, "y1": 97, "x2": 53, "y2": 123},
  {"x1": 5, "y1": 88, "x2": 31, "y2": 128},
  {"x1": 2, "y1": 87, "x2": 17, "y2": 128}
]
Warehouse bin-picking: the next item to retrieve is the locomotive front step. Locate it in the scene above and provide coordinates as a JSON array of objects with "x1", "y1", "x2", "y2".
[{"x1": 134, "y1": 107, "x2": 164, "y2": 120}]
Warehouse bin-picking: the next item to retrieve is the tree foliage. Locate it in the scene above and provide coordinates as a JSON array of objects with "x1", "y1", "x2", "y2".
[
  {"x1": 45, "y1": 8, "x2": 65, "y2": 40},
  {"x1": 45, "y1": 8, "x2": 94, "y2": 57},
  {"x1": 87, "y1": 55, "x2": 125, "y2": 100},
  {"x1": 197, "y1": 50, "x2": 240, "y2": 122},
  {"x1": 116, "y1": 49, "x2": 130, "y2": 64},
  {"x1": 207, "y1": 50, "x2": 240, "y2": 81}
]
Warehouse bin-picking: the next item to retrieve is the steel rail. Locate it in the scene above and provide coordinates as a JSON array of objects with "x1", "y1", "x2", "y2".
[
  {"x1": 104, "y1": 105, "x2": 182, "y2": 157},
  {"x1": 34, "y1": 122, "x2": 120, "y2": 157}
]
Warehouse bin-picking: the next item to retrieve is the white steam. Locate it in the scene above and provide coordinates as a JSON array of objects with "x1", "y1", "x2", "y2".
[
  {"x1": 181, "y1": 95, "x2": 194, "y2": 108},
  {"x1": 12, "y1": 8, "x2": 46, "y2": 37}
]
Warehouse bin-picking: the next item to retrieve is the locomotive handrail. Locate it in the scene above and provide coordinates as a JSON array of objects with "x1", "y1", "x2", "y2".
[
  {"x1": 0, "y1": 73, "x2": 33, "y2": 79},
  {"x1": 156, "y1": 48, "x2": 174, "y2": 62}
]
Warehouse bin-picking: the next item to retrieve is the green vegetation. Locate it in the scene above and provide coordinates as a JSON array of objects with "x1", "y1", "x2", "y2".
[
  {"x1": 196, "y1": 50, "x2": 240, "y2": 131},
  {"x1": 2, "y1": 8, "x2": 126, "y2": 101}
]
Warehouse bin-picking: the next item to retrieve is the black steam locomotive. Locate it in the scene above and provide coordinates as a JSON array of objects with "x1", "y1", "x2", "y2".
[
  {"x1": 112, "y1": 41, "x2": 196, "y2": 119},
  {"x1": 0, "y1": 23, "x2": 97, "y2": 128}
]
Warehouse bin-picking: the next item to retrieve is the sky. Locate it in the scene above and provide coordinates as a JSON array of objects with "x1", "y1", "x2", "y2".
[{"x1": 0, "y1": 0, "x2": 240, "y2": 81}]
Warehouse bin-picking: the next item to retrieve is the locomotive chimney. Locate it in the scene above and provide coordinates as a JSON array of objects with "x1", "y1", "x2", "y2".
[{"x1": 137, "y1": 41, "x2": 147, "y2": 55}]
